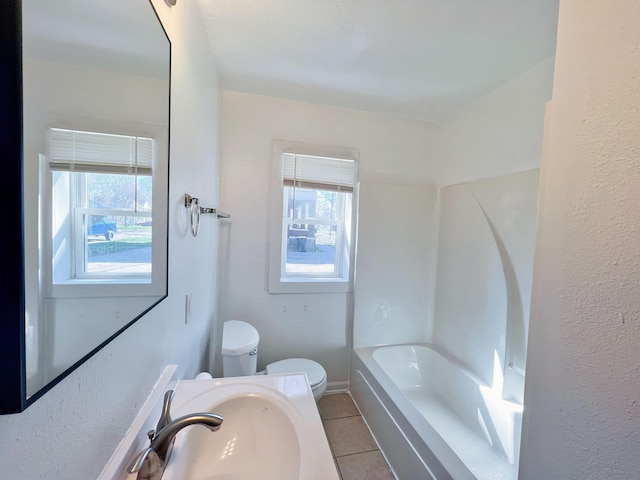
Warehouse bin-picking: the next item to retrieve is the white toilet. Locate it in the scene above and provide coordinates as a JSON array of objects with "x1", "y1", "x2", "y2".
[{"x1": 221, "y1": 320, "x2": 327, "y2": 401}]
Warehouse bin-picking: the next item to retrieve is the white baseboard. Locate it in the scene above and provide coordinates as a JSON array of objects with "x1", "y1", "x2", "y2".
[{"x1": 325, "y1": 380, "x2": 349, "y2": 394}]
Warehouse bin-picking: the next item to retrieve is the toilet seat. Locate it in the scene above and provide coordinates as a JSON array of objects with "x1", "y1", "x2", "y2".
[{"x1": 266, "y1": 358, "x2": 326, "y2": 389}]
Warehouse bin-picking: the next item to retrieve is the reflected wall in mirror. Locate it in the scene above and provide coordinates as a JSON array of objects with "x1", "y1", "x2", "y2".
[{"x1": 0, "y1": 0, "x2": 170, "y2": 413}]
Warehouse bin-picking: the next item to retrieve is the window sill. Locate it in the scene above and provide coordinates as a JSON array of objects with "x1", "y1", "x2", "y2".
[
  {"x1": 268, "y1": 277, "x2": 352, "y2": 294},
  {"x1": 55, "y1": 277, "x2": 151, "y2": 285},
  {"x1": 48, "y1": 279, "x2": 163, "y2": 299}
]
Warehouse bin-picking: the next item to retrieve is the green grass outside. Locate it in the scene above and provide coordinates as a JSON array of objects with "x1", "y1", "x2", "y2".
[
  {"x1": 88, "y1": 240, "x2": 151, "y2": 256},
  {"x1": 119, "y1": 225, "x2": 150, "y2": 232},
  {"x1": 114, "y1": 225, "x2": 152, "y2": 243},
  {"x1": 114, "y1": 236, "x2": 152, "y2": 244}
]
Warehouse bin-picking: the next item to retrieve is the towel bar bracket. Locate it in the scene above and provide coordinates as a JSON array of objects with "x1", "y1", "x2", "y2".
[{"x1": 184, "y1": 193, "x2": 230, "y2": 236}]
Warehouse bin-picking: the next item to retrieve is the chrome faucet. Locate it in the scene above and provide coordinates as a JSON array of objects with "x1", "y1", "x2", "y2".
[{"x1": 127, "y1": 390, "x2": 224, "y2": 480}]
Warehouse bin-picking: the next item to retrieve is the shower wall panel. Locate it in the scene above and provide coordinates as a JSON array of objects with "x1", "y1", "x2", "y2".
[
  {"x1": 353, "y1": 182, "x2": 438, "y2": 348},
  {"x1": 432, "y1": 170, "x2": 539, "y2": 401}
]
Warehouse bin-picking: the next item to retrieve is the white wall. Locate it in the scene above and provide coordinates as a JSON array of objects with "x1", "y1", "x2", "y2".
[
  {"x1": 0, "y1": 1, "x2": 221, "y2": 478},
  {"x1": 218, "y1": 91, "x2": 434, "y2": 385},
  {"x1": 520, "y1": 2, "x2": 640, "y2": 478},
  {"x1": 433, "y1": 57, "x2": 555, "y2": 187}
]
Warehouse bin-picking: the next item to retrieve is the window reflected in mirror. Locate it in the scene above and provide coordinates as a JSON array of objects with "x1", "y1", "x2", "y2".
[
  {"x1": 48, "y1": 128, "x2": 155, "y2": 281},
  {"x1": 17, "y1": 0, "x2": 170, "y2": 404}
]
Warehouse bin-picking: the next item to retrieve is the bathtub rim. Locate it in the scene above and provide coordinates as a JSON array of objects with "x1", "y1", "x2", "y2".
[
  {"x1": 353, "y1": 343, "x2": 522, "y2": 480},
  {"x1": 352, "y1": 344, "x2": 475, "y2": 480}
]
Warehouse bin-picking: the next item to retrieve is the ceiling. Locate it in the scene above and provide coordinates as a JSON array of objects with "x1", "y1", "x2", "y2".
[
  {"x1": 22, "y1": 0, "x2": 169, "y2": 78},
  {"x1": 196, "y1": 0, "x2": 559, "y2": 123}
]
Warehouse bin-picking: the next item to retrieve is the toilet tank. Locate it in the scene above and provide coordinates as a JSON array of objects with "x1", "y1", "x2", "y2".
[{"x1": 221, "y1": 320, "x2": 259, "y2": 377}]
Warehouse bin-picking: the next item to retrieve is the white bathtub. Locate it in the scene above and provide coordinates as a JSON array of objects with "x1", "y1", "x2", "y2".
[{"x1": 351, "y1": 344, "x2": 522, "y2": 480}]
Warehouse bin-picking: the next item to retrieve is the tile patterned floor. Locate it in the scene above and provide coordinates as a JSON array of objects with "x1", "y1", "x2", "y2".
[{"x1": 318, "y1": 393, "x2": 396, "y2": 480}]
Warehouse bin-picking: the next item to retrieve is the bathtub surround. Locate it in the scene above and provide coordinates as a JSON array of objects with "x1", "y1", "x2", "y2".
[
  {"x1": 353, "y1": 182, "x2": 438, "y2": 348},
  {"x1": 433, "y1": 170, "x2": 539, "y2": 405},
  {"x1": 351, "y1": 171, "x2": 540, "y2": 479},
  {"x1": 0, "y1": 1, "x2": 221, "y2": 478},
  {"x1": 351, "y1": 55, "x2": 551, "y2": 478},
  {"x1": 351, "y1": 58, "x2": 552, "y2": 351}
]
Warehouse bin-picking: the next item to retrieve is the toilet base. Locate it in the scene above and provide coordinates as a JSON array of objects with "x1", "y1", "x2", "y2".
[{"x1": 311, "y1": 380, "x2": 327, "y2": 401}]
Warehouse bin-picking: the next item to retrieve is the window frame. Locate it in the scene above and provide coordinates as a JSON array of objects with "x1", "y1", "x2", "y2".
[
  {"x1": 73, "y1": 207, "x2": 152, "y2": 279},
  {"x1": 268, "y1": 140, "x2": 358, "y2": 294},
  {"x1": 43, "y1": 119, "x2": 168, "y2": 300}
]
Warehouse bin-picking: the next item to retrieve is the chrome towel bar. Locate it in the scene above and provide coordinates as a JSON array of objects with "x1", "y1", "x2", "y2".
[
  {"x1": 185, "y1": 193, "x2": 230, "y2": 236},
  {"x1": 199, "y1": 207, "x2": 231, "y2": 219}
]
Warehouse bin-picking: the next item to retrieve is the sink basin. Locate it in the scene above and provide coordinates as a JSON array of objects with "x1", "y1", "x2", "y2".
[{"x1": 161, "y1": 373, "x2": 339, "y2": 480}]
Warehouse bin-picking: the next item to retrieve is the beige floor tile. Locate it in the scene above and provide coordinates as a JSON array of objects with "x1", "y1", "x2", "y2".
[
  {"x1": 336, "y1": 451, "x2": 396, "y2": 480},
  {"x1": 324, "y1": 416, "x2": 378, "y2": 456},
  {"x1": 318, "y1": 393, "x2": 360, "y2": 420}
]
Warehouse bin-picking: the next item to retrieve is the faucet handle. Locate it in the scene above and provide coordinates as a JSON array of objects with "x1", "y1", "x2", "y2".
[
  {"x1": 155, "y1": 390, "x2": 174, "y2": 433},
  {"x1": 127, "y1": 447, "x2": 163, "y2": 478}
]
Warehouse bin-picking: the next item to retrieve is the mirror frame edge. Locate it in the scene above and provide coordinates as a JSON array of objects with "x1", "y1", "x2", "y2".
[
  {"x1": 0, "y1": 0, "x2": 171, "y2": 414},
  {"x1": 0, "y1": 0, "x2": 26, "y2": 414}
]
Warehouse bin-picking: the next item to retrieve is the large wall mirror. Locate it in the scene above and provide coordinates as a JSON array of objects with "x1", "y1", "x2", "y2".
[{"x1": 0, "y1": 0, "x2": 170, "y2": 413}]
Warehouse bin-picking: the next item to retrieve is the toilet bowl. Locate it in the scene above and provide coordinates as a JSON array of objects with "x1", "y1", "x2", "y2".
[{"x1": 221, "y1": 320, "x2": 327, "y2": 401}]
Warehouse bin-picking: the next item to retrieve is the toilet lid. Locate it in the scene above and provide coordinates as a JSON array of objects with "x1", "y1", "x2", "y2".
[
  {"x1": 222, "y1": 320, "x2": 260, "y2": 355},
  {"x1": 266, "y1": 358, "x2": 326, "y2": 388}
]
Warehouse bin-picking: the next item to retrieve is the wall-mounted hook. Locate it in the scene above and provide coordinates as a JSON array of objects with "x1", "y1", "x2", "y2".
[{"x1": 184, "y1": 193, "x2": 197, "y2": 208}]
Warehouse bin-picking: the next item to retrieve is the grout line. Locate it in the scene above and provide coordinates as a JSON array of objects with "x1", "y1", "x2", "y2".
[
  {"x1": 321, "y1": 413, "x2": 361, "y2": 421},
  {"x1": 334, "y1": 448, "x2": 380, "y2": 459}
]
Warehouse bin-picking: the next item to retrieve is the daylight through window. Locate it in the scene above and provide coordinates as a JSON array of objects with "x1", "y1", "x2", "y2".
[
  {"x1": 48, "y1": 128, "x2": 154, "y2": 280},
  {"x1": 281, "y1": 153, "x2": 355, "y2": 279}
]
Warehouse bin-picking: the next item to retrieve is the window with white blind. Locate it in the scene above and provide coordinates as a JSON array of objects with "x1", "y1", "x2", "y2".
[
  {"x1": 48, "y1": 128, "x2": 155, "y2": 282},
  {"x1": 49, "y1": 128, "x2": 153, "y2": 175},
  {"x1": 269, "y1": 141, "x2": 358, "y2": 294}
]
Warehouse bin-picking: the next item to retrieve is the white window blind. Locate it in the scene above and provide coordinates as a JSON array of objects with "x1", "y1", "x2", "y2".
[
  {"x1": 48, "y1": 128, "x2": 153, "y2": 175},
  {"x1": 283, "y1": 153, "x2": 355, "y2": 193}
]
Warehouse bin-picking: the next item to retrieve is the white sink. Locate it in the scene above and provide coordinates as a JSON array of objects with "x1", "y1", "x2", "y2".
[{"x1": 161, "y1": 373, "x2": 339, "y2": 480}]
